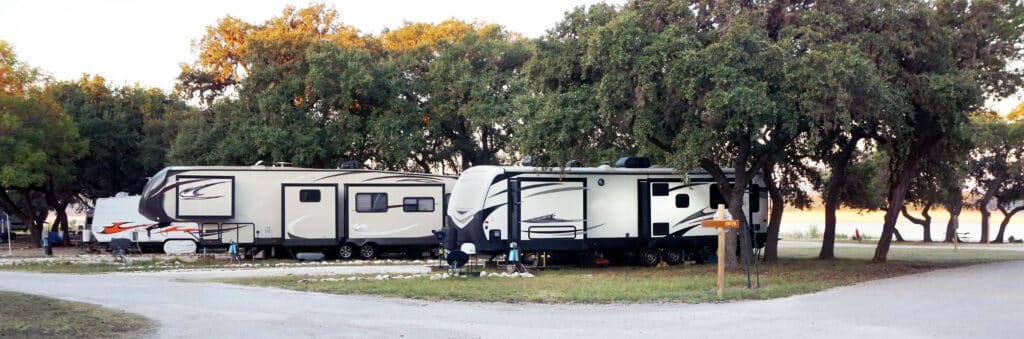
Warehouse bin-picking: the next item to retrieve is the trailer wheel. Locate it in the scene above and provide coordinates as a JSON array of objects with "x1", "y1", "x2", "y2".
[
  {"x1": 661, "y1": 248, "x2": 684, "y2": 265},
  {"x1": 359, "y1": 243, "x2": 376, "y2": 259},
  {"x1": 337, "y1": 243, "x2": 356, "y2": 260},
  {"x1": 638, "y1": 248, "x2": 660, "y2": 267}
]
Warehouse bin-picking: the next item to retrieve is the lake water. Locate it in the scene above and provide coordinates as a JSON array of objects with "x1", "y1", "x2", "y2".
[{"x1": 780, "y1": 219, "x2": 1024, "y2": 242}]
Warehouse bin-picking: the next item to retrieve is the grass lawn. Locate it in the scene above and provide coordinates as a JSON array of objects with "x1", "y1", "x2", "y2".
[
  {"x1": 224, "y1": 245, "x2": 1024, "y2": 303},
  {"x1": 0, "y1": 257, "x2": 239, "y2": 274},
  {"x1": 0, "y1": 257, "x2": 416, "y2": 274},
  {"x1": 0, "y1": 291, "x2": 153, "y2": 338}
]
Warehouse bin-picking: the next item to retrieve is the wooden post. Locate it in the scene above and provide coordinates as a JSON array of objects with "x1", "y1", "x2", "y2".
[
  {"x1": 717, "y1": 226, "x2": 725, "y2": 297},
  {"x1": 702, "y1": 204, "x2": 738, "y2": 299}
]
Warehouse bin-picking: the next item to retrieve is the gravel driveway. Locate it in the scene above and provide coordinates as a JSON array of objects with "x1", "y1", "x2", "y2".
[{"x1": 2, "y1": 259, "x2": 1022, "y2": 338}]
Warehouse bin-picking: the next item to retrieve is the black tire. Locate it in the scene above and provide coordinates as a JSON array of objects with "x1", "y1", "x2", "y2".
[
  {"x1": 359, "y1": 243, "x2": 376, "y2": 259},
  {"x1": 638, "y1": 248, "x2": 660, "y2": 267},
  {"x1": 338, "y1": 243, "x2": 356, "y2": 260},
  {"x1": 446, "y1": 250, "x2": 469, "y2": 268},
  {"x1": 662, "y1": 248, "x2": 685, "y2": 265}
]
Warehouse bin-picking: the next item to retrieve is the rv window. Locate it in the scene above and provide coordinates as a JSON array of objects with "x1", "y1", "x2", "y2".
[
  {"x1": 355, "y1": 193, "x2": 388, "y2": 212},
  {"x1": 675, "y1": 194, "x2": 690, "y2": 208},
  {"x1": 710, "y1": 184, "x2": 729, "y2": 209},
  {"x1": 299, "y1": 189, "x2": 321, "y2": 203},
  {"x1": 403, "y1": 197, "x2": 435, "y2": 212},
  {"x1": 653, "y1": 222, "x2": 669, "y2": 236},
  {"x1": 750, "y1": 185, "x2": 760, "y2": 213},
  {"x1": 652, "y1": 183, "x2": 669, "y2": 196}
]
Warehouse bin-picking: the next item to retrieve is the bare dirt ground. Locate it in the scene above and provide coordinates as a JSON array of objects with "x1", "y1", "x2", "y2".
[{"x1": 2, "y1": 252, "x2": 1022, "y2": 338}]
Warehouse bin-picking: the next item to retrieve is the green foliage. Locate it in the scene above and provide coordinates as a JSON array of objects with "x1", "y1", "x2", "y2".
[
  {"x1": 49, "y1": 76, "x2": 189, "y2": 199},
  {"x1": 0, "y1": 43, "x2": 83, "y2": 189}
]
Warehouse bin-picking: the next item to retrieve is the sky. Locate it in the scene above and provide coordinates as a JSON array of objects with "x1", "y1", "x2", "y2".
[{"x1": 0, "y1": 0, "x2": 1019, "y2": 114}]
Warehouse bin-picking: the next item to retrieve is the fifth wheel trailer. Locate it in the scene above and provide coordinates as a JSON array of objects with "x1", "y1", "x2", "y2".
[
  {"x1": 83, "y1": 193, "x2": 200, "y2": 253},
  {"x1": 138, "y1": 166, "x2": 456, "y2": 259},
  {"x1": 443, "y1": 162, "x2": 769, "y2": 266}
]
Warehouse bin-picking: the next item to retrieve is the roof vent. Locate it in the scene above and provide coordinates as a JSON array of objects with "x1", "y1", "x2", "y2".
[{"x1": 614, "y1": 157, "x2": 651, "y2": 168}]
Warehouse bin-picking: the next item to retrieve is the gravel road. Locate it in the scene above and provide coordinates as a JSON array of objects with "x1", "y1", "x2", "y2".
[{"x1": 2, "y1": 259, "x2": 1023, "y2": 338}]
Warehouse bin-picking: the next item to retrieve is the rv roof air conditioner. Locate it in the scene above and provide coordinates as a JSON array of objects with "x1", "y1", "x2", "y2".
[
  {"x1": 338, "y1": 160, "x2": 361, "y2": 169},
  {"x1": 614, "y1": 157, "x2": 651, "y2": 168}
]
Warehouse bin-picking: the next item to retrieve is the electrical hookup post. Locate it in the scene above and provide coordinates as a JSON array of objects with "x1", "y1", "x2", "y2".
[{"x1": 701, "y1": 204, "x2": 739, "y2": 298}]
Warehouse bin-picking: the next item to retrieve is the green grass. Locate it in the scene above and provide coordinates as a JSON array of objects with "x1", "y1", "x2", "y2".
[
  {"x1": 0, "y1": 291, "x2": 153, "y2": 338},
  {"x1": 0, "y1": 257, "x2": 300, "y2": 274},
  {"x1": 0, "y1": 257, "x2": 232, "y2": 274},
  {"x1": 224, "y1": 246, "x2": 1024, "y2": 304},
  {"x1": 0, "y1": 256, "x2": 424, "y2": 274}
]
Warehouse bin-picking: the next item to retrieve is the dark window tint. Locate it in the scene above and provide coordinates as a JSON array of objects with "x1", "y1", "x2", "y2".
[
  {"x1": 355, "y1": 193, "x2": 388, "y2": 212},
  {"x1": 710, "y1": 184, "x2": 728, "y2": 209},
  {"x1": 652, "y1": 183, "x2": 669, "y2": 196},
  {"x1": 299, "y1": 189, "x2": 321, "y2": 203},
  {"x1": 749, "y1": 185, "x2": 761, "y2": 213},
  {"x1": 675, "y1": 194, "x2": 690, "y2": 208},
  {"x1": 403, "y1": 197, "x2": 435, "y2": 212}
]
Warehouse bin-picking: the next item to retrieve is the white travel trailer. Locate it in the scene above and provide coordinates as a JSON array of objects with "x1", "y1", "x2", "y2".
[
  {"x1": 443, "y1": 159, "x2": 769, "y2": 266},
  {"x1": 138, "y1": 165, "x2": 456, "y2": 259},
  {"x1": 84, "y1": 193, "x2": 200, "y2": 253}
]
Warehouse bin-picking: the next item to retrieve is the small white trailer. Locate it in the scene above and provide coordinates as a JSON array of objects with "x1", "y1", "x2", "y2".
[
  {"x1": 443, "y1": 159, "x2": 769, "y2": 266},
  {"x1": 84, "y1": 193, "x2": 200, "y2": 253},
  {"x1": 138, "y1": 165, "x2": 456, "y2": 259}
]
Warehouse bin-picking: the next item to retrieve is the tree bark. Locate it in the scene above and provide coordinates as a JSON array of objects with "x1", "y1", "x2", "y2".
[
  {"x1": 701, "y1": 158, "x2": 751, "y2": 271},
  {"x1": 943, "y1": 201, "x2": 962, "y2": 242},
  {"x1": 900, "y1": 203, "x2": 933, "y2": 242},
  {"x1": 993, "y1": 206, "x2": 1024, "y2": 243},
  {"x1": 820, "y1": 135, "x2": 860, "y2": 260},
  {"x1": 976, "y1": 175, "x2": 1004, "y2": 243},
  {"x1": 873, "y1": 155, "x2": 921, "y2": 262},
  {"x1": 980, "y1": 208, "x2": 991, "y2": 243},
  {"x1": 763, "y1": 163, "x2": 783, "y2": 262}
]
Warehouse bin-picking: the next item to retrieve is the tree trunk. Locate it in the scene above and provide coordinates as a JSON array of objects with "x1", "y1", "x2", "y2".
[
  {"x1": 921, "y1": 219, "x2": 932, "y2": 242},
  {"x1": 821, "y1": 196, "x2": 838, "y2": 259},
  {"x1": 55, "y1": 206, "x2": 69, "y2": 246},
  {"x1": 873, "y1": 157, "x2": 920, "y2": 263},
  {"x1": 729, "y1": 192, "x2": 752, "y2": 273},
  {"x1": 975, "y1": 175, "x2": 1003, "y2": 244},
  {"x1": 980, "y1": 208, "x2": 991, "y2": 243},
  {"x1": 900, "y1": 203, "x2": 933, "y2": 242},
  {"x1": 763, "y1": 163, "x2": 783, "y2": 262},
  {"x1": 943, "y1": 201, "x2": 962, "y2": 243},
  {"x1": 820, "y1": 135, "x2": 860, "y2": 260},
  {"x1": 993, "y1": 206, "x2": 1023, "y2": 243},
  {"x1": 893, "y1": 227, "x2": 905, "y2": 242}
]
